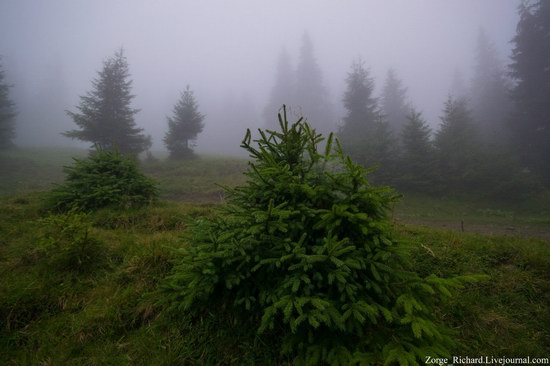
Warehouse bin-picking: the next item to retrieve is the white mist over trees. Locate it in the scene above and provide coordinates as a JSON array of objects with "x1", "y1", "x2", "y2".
[
  {"x1": 263, "y1": 48, "x2": 293, "y2": 131},
  {"x1": 293, "y1": 33, "x2": 334, "y2": 135},
  {"x1": 0, "y1": 0, "x2": 520, "y2": 152},
  {"x1": 2, "y1": 0, "x2": 549, "y2": 190},
  {"x1": 470, "y1": 28, "x2": 512, "y2": 144}
]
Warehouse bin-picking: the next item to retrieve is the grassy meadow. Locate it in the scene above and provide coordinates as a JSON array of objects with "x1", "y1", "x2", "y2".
[{"x1": 0, "y1": 147, "x2": 549, "y2": 364}]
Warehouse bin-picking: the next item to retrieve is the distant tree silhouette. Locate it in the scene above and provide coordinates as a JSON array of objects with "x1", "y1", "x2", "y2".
[
  {"x1": 339, "y1": 59, "x2": 378, "y2": 143},
  {"x1": 381, "y1": 69, "x2": 409, "y2": 135},
  {"x1": 64, "y1": 49, "x2": 151, "y2": 156},
  {"x1": 294, "y1": 32, "x2": 334, "y2": 134},
  {"x1": 470, "y1": 28, "x2": 512, "y2": 144},
  {"x1": 164, "y1": 86, "x2": 205, "y2": 159},
  {"x1": 339, "y1": 60, "x2": 398, "y2": 184},
  {"x1": 0, "y1": 58, "x2": 16, "y2": 150},
  {"x1": 509, "y1": 0, "x2": 550, "y2": 184},
  {"x1": 263, "y1": 47, "x2": 294, "y2": 130},
  {"x1": 434, "y1": 97, "x2": 478, "y2": 191},
  {"x1": 399, "y1": 109, "x2": 435, "y2": 190}
]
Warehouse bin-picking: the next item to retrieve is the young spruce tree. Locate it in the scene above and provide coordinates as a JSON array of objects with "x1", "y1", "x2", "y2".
[
  {"x1": 163, "y1": 86, "x2": 205, "y2": 159},
  {"x1": 64, "y1": 49, "x2": 151, "y2": 156},
  {"x1": 0, "y1": 58, "x2": 16, "y2": 150},
  {"x1": 161, "y1": 107, "x2": 484, "y2": 366}
]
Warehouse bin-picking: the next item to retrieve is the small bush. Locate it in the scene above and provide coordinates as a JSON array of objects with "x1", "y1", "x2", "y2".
[
  {"x1": 45, "y1": 148, "x2": 158, "y2": 212},
  {"x1": 36, "y1": 212, "x2": 106, "y2": 274},
  {"x1": 161, "y1": 108, "x2": 486, "y2": 365}
]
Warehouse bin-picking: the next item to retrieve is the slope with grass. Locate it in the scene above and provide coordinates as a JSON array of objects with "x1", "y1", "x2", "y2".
[
  {"x1": 0, "y1": 147, "x2": 549, "y2": 364},
  {"x1": 0, "y1": 194, "x2": 548, "y2": 364}
]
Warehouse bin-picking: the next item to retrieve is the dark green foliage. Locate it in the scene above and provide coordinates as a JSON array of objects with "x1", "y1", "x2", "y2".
[
  {"x1": 0, "y1": 58, "x2": 16, "y2": 150},
  {"x1": 46, "y1": 148, "x2": 158, "y2": 212},
  {"x1": 161, "y1": 108, "x2": 484, "y2": 365},
  {"x1": 399, "y1": 110, "x2": 436, "y2": 191},
  {"x1": 509, "y1": 1, "x2": 550, "y2": 185},
  {"x1": 164, "y1": 86, "x2": 205, "y2": 159},
  {"x1": 36, "y1": 212, "x2": 106, "y2": 274},
  {"x1": 64, "y1": 49, "x2": 151, "y2": 156}
]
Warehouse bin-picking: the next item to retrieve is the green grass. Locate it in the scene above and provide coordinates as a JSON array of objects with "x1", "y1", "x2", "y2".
[
  {"x1": 0, "y1": 193, "x2": 548, "y2": 364},
  {"x1": 0, "y1": 147, "x2": 87, "y2": 195},
  {"x1": 141, "y1": 155, "x2": 248, "y2": 201},
  {"x1": 397, "y1": 225, "x2": 550, "y2": 356},
  {"x1": 0, "y1": 147, "x2": 549, "y2": 364}
]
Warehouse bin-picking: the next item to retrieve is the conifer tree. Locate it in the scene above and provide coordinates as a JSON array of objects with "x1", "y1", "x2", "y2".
[
  {"x1": 470, "y1": 28, "x2": 512, "y2": 144},
  {"x1": 164, "y1": 86, "x2": 205, "y2": 159},
  {"x1": 381, "y1": 68, "x2": 409, "y2": 134},
  {"x1": 339, "y1": 61, "x2": 398, "y2": 183},
  {"x1": 294, "y1": 32, "x2": 334, "y2": 135},
  {"x1": 64, "y1": 49, "x2": 151, "y2": 156},
  {"x1": 263, "y1": 47, "x2": 294, "y2": 130},
  {"x1": 434, "y1": 97, "x2": 478, "y2": 191},
  {"x1": 339, "y1": 60, "x2": 378, "y2": 143},
  {"x1": 161, "y1": 107, "x2": 485, "y2": 365},
  {"x1": 0, "y1": 59, "x2": 16, "y2": 150},
  {"x1": 399, "y1": 109, "x2": 435, "y2": 190},
  {"x1": 509, "y1": 0, "x2": 550, "y2": 184}
]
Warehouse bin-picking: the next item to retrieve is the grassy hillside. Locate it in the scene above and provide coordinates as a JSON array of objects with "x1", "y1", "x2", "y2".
[
  {"x1": 0, "y1": 194, "x2": 548, "y2": 364},
  {"x1": 0, "y1": 147, "x2": 87, "y2": 195},
  {"x1": 0, "y1": 147, "x2": 549, "y2": 364}
]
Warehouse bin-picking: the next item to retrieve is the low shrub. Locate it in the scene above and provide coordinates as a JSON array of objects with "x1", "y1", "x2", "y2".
[
  {"x1": 45, "y1": 148, "x2": 158, "y2": 212},
  {"x1": 161, "y1": 108, "x2": 486, "y2": 365}
]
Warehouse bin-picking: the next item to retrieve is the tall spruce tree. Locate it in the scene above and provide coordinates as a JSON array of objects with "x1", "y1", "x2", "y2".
[
  {"x1": 381, "y1": 68, "x2": 409, "y2": 135},
  {"x1": 263, "y1": 47, "x2": 294, "y2": 130},
  {"x1": 399, "y1": 109, "x2": 435, "y2": 190},
  {"x1": 294, "y1": 32, "x2": 334, "y2": 135},
  {"x1": 434, "y1": 97, "x2": 478, "y2": 191},
  {"x1": 64, "y1": 49, "x2": 151, "y2": 156},
  {"x1": 0, "y1": 58, "x2": 16, "y2": 150},
  {"x1": 510, "y1": 0, "x2": 550, "y2": 184},
  {"x1": 339, "y1": 60, "x2": 398, "y2": 183},
  {"x1": 470, "y1": 28, "x2": 512, "y2": 144},
  {"x1": 163, "y1": 86, "x2": 205, "y2": 159},
  {"x1": 338, "y1": 60, "x2": 378, "y2": 143}
]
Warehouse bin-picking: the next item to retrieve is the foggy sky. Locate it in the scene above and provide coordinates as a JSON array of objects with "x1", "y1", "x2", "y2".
[{"x1": 0, "y1": 0, "x2": 519, "y2": 155}]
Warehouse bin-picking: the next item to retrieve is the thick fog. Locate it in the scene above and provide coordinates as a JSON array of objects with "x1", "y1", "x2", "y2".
[{"x1": 0, "y1": 0, "x2": 518, "y2": 155}]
